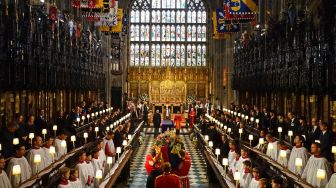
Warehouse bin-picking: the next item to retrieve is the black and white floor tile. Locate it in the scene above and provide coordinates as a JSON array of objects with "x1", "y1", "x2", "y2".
[
  {"x1": 127, "y1": 133, "x2": 208, "y2": 188},
  {"x1": 143, "y1": 127, "x2": 191, "y2": 135}
]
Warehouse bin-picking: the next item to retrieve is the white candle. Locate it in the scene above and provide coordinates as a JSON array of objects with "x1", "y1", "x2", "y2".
[
  {"x1": 61, "y1": 140, "x2": 67, "y2": 148},
  {"x1": 106, "y1": 127, "x2": 110, "y2": 131},
  {"x1": 49, "y1": 146, "x2": 56, "y2": 155},
  {"x1": 204, "y1": 135, "x2": 209, "y2": 142},
  {"x1": 238, "y1": 113, "x2": 241, "y2": 117},
  {"x1": 87, "y1": 114, "x2": 90, "y2": 119},
  {"x1": 316, "y1": 169, "x2": 326, "y2": 179},
  {"x1": 116, "y1": 147, "x2": 121, "y2": 154},
  {"x1": 280, "y1": 150, "x2": 287, "y2": 158},
  {"x1": 315, "y1": 140, "x2": 320, "y2": 143},
  {"x1": 53, "y1": 125, "x2": 58, "y2": 131},
  {"x1": 71, "y1": 136, "x2": 76, "y2": 142},
  {"x1": 29, "y1": 133, "x2": 35, "y2": 139},
  {"x1": 208, "y1": 141, "x2": 213, "y2": 148},
  {"x1": 81, "y1": 116, "x2": 85, "y2": 121},
  {"x1": 95, "y1": 112, "x2": 98, "y2": 116},
  {"x1": 91, "y1": 113, "x2": 95, "y2": 117},
  {"x1": 12, "y1": 165, "x2": 21, "y2": 175},
  {"x1": 241, "y1": 114, "x2": 245, "y2": 118},
  {"x1": 83, "y1": 132, "x2": 88, "y2": 139},
  {"x1": 234, "y1": 112, "x2": 237, "y2": 116},
  {"x1": 295, "y1": 158, "x2": 303, "y2": 167},
  {"x1": 103, "y1": 110, "x2": 106, "y2": 113},
  {"x1": 34, "y1": 154, "x2": 41, "y2": 164},
  {"x1": 220, "y1": 123, "x2": 223, "y2": 129},
  {"x1": 228, "y1": 128, "x2": 231, "y2": 133},
  {"x1": 250, "y1": 117, "x2": 254, "y2": 122},
  {"x1": 128, "y1": 134, "x2": 132, "y2": 140},
  {"x1": 42, "y1": 129, "x2": 47, "y2": 135},
  {"x1": 222, "y1": 158, "x2": 228, "y2": 166},
  {"x1": 13, "y1": 138, "x2": 19, "y2": 145},
  {"x1": 332, "y1": 146, "x2": 336, "y2": 154},
  {"x1": 259, "y1": 138, "x2": 264, "y2": 145},
  {"x1": 255, "y1": 119, "x2": 259, "y2": 123},
  {"x1": 224, "y1": 126, "x2": 227, "y2": 130},
  {"x1": 95, "y1": 169, "x2": 103, "y2": 179},
  {"x1": 234, "y1": 171, "x2": 241, "y2": 180},
  {"x1": 288, "y1": 130, "x2": 293, "y2": 136},
  {"x1": 245, "y1": 116, "x2": 249, "y2": 120},
  {"x1": 239, "y1": 128, "x2": 243, "y2": 134},
  {"x1": 248, "y1": 134, "x2": 253, "y2": 141},
  {"x1": 215, "y1": 148, "x2": 220, "y2": 155},
  {"x1": 107, "y1": 156, "x2": 113, "y2": 165},
  {"x1": 0, "y1": 144, "x2": 1, "y2": 151},
  {"x1": 122, "y1": 140, "x2": 128, "y2": 146},
  {"x1": 95, "y1": 127, "x2": 99, "y2": 132},
  {"x1": 76, "y1": 117, "x2": 80, "y2": 122}
]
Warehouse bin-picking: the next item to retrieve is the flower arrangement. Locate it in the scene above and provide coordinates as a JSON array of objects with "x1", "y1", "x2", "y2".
[
  {"x1": 139, "y1": 93, "x2": 149, "y2": 102},
  {"x1": 186, "y1": 95, "x2": 196, "y2": 104}
]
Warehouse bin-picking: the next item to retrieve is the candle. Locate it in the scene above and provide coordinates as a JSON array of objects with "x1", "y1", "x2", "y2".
[
  {"x1": 278, "y1": 127, "x2": 283, "y2": 133},
  {"x1": 91, "y1": 113, "x2": 95, "y2": 118},
  {"x1": 34, "y1": 154, "x2": 41, "y2": 164},
  {"x1": 238, "y1": 113, "x2": 241, "y2": 117},
  {"x1": 316, "y1": 169, "x2": 326, "y2": 179},
  {"x1": 13, "y1": 138, "x2": 19, "y2": 145},
  {"x1": 315, "y1": 140, "x2": 320, "y2": 143},
  {"x1": 250, "y1": 117, "x2": 254, "y2": 122},
  {"x1": 53, "y1": 125, "x2": 57, "y2": 131},
  {"x1": 12, "y1": 165, "x2": 21, "y2": 175},
  {"x1": 76, "y1": 117, "x2": 80, "y2": 122},
  {"x1": 255, "y1": 119, "x2": 259, "y2": 124},
  {"x1": 106, "y1": 127, "x2": 110, "y2": 131},
  {"x1": 128, "y1": 134, "x2": 132, "y2": 140},
  {"x1": 83, "y1": 132, "x2": 88, "y2": 139},
  {"x1": 234, "y1": 112, "x2": 237, "y2": 116},
  {"x1": 239, "y1": 128, "x2": 243, "y2": 134},
  {"x1": 245, "y1": 116, "x2": 248, "y2": 120},
  {"x1": 249, "y1": 134, "x2": 253, "y2": 146},
  {"x1": 208, "y1": 141, "x2": 213, "y2": 148},
  {"x1": 95, "y1": 169, "x2": 103, "y2": 180},
  {"x1": 95, "y1": 127, "x2": 99, "y2": 137},
  {"x1": 107, "y1": 156, "x2": 113, "y2": 165},
  {"x1": 42, "y1": 129, "x2": 47, "y2": 141},
  {"x1": 95, "y1": 112, "x2": 98, "y2": 116},
  {"x1": 222, "y1": 158, "x2": 228, "y2": 166},
  {"x1": 288, "y1": 130, "x2": 293, "y2": 142},
  {"x1": 220, "y1": 123, "x2": 223, "y2": 129},
  {"x1": 81, "y1": 116, "x2": 85, "y2": 121},
  {"x1": 116, "y1": 147, "x2": 121, "y2": 154},
  {"x1": 280, "y1": 150, "x2": 287, "y2": 158},
  {"x1": 234, "y1": 171, "x2": 241, "y2": 180},
  {"x1": 86, "y1": 114, "x2": 90, "y2": 119},
  {"x1": 61, "y1": 140, "x2": 67, "y2": 148},
  {"x1": 71, "y1": 136, "x2": 76, "y2": 148},
  {"x1": 259, "y1": 138, "x2": 264, "y2": 145},
  {"x1": 103, "y1": 110, "x2": 106, "y2": 113},
  {"x1": 0, "y1": 144, "x2": 1, "y2": 151},
  {"x1": 295, "y1": 158, "x2": 303, "y2": 167},
  {"x1": 215, "y1": 148, "x2": 220, "y2": 160},
  {"x1": 228, "y1": 128, "x2": 231, "y2": 133},
  {"x1": 332, "y1": 146, "x2": 336, "y2": 154},
  {"x1": 204, "y1": 135, "x2": 209, "y2": 142},
  {"x1": 122, "y1": 140, "x2": 128, "y2": 146}
]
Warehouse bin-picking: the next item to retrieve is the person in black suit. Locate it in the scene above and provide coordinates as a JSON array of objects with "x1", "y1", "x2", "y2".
[
  {"x1": 307, "y1": 118, "x2": 321, "y2": 147},
  {"x1": 220, "y1": 134, "x2": 230, "y2": 159},
  {"x1": 142, "y1": 103, "x2": 149, "y2": 126},
  {"x1": 268, "y1": 110, "x2": 278, "y2": 134},
  {"x1": 35, "y1": 109, "x2": 48, "y2": 135},
  {"x1": 318, "y1": 122, "x2": 334, "y2": 161},
  {"x1": 153, "y1": 110, "x2": 161, "y2": 137},
  {"x1": 114, "y1": 125, "x2": 124, "y2": 148},
  {"x1": 287, "y1": 112, "x2": 300, "y2": 136}
]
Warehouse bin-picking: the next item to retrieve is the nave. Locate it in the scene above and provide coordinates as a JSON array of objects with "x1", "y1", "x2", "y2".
[{"x1": 127, "y1": 128, "x2": 208, "y2": 188}]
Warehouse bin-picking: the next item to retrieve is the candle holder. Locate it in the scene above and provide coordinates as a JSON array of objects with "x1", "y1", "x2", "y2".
[
  {"x1": 116, "y1": 147, "x2": 121, "y2": 161},
  {"x1": 76, "y1": 117, "x2": 80, "y2": 127},
  {"x1": 332, "y1": 146, "x2": 336, "y2": 161},
  {"x1": 215, "y1": 148, "x2": 220, "y2": 161},
  {"x1": 13, "y1": 138, "x2": 19, "y2": 145},
  {"x1": 81, "y1": 116, "x2": 85, "y2": 125},
  {"x1": 248, "y1": 134, "x2": 253, "y2": 147},
  {"x1": 295, "y1": 158, "x2": 302, "y2": 175},
  {"x1": 42, "y1": 129, "x2": 47, "y2": 141},
  {"x1": 208, "y1": 141, "x2": 213, "y2": 148},
  {"x1": 53, "y1": 125, "x2": 57, "y2": 138},
  {"x1": 86, "y1": 114, "x2": 90, "y2": 123},
  {"x1": 95, "y1": 127, "x2": 99, "y2": 137},
  {"x1": 34, "y1": 154, "x2": 41, "y2": 176},
  {"x1": 238, "y1": 128, "x2": 243, "y2": 140},
  {"x1": 279, "y1": 150, "x2": 287, "y2": 166},
  {"x1": 288, "y1": 131, "x2": 293, "y2": 143},
  {"x1": 107, "y1": 156, "x2": 113, "y2": 171},
  {"x1": 12, "y1": 165, "x2": 21, "y2": 187},
  {"x1": 71, "y1": 136, "x2": 76, "y2": 148},
  {"x1": 222, "y1": 158, "x2": 228, "y2": 177},
  {"x1": 83, "y1": 132, "x2": 88, "y2": 143},
  {"x1": 29, "y1": 133, "x2": 34, "y2": 146},
  {"x1": 316, "y1": 169, "x2": 326, "y2": 187},
  {"x1": 95, "y1": 169, "x2": 103, "y2": 186},
  {"x1": 277, "y1": 127, "x2": 282, "y2": 139}
]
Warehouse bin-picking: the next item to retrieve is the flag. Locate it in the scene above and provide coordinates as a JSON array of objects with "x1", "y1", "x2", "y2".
[
  {"x1": 215, "y1": 8, "x2": 240, "y2": 33},
  {"x1": 226, "y1": 0, "x2": 258, "y2": 14}
]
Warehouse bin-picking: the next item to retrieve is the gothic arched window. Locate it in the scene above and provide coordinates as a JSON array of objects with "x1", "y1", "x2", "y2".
[{"x1": 129, "y1": 0, "x2": 207, "y2": 67}]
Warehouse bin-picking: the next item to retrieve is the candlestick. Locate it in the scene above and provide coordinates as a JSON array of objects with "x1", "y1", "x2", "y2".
[
  {"x1": 204, "y1": 135, "x2": 209, "y2": 142},
  {"x1": 127, "y1": 134, "x2": 132, "y2": 140},
  {"x1": 34, "y1": 154, "x2": 41, "y2": 175},
  {"x1": 76, "y1": 117, "x2": 80, "y2": 127},
  {"x1": 278, "y1": 127, "x2": 282, "y2": 139},
  {"x1": 86, "y1": 114, "x2": 90, "y2": 123},
  {"x1": 215, "y1": 148, "x2": 220, "y2": 160},
  {"x1": 83, "y1": 132, "x2": 88, "y2": 143},
  {"x1": 29, "y1": 133, "x2": 34, "y2": 145},
  {"x1": 12, "y1": 165, "x2": 21, "y2": 187},
  {"x1": 107, "y1": 156, "x2": 113, "y2": 170},
  {"x1": 95, "y1": 127, "x2": 99, "y2": 137},
  {"x1": 239, "y1": 128, "x2": 243, "y2": 140},
  {"x1": 122, "y1": 140, "x2": 128, "y2": 147},
  {"x1": 279, "y1": 150, "x2": 287, "y2": 166},
  {"x1": 116, "y1": 147, "x2": 121, "y2": 160},
  {"x1": 96, "y1": 169, "x2": 103, "y2": 185},
  {"x1": 288, "y1": 130, "x2": 293, "y2": 143},
  {"x1": 208, "y1": 141, "x2": 213, "y2": 148},
  {"x1": 61, "y1": 140, "x2": 67, "y2": 153},
  {"x1": 234, "y1": 171, "x2": 240, "y2": 188},
  {"x1": 0, "y1": 143, "x2": 1, "y2": 151},
  {"x1": 316, "y1": 169, "x2": 326, "y2": 187},
  {"x1": 295, "y1": 157, "x2": 302, "y2": 175},
  {"x1": 71, "y1": 136, "x2": 76, "y2": 148},
  {"x1": 227, "y1": 128, "x2": 231, "y2": 134},
  {"x1": 81, "y1": 116, "x2": 85, "y2": 125},
  {"x1": 42, "y1": 129, "x2": 47, "y2": 141},
  {"x1": 249, "y1": 134, "x2": 253, "y2": 147}
]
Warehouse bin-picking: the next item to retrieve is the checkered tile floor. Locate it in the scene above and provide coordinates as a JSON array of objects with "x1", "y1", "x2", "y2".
[
  {"x1": 143, "y1": 127, "x2": 191, "y2": 135},
  {"x1": 127, "y1": 133, "x2": 208, "y2": 188}
]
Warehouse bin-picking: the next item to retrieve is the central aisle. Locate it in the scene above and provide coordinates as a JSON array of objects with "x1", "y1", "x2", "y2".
[{"x1": 127, "y1": 131, "x2": 208, "y2": 188}]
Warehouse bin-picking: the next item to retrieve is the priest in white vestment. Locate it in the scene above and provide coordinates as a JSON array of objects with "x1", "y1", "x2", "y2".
[
  {"x1": 326, "y1": 162, "x2": 336, "y2": 188},
  {"x1": 288, "y1": 135, "x2": 309, "y2": 175},
  {"x1": 302, "y1": 142, "x2": 332, "y2": 187},
  {"x1": 6, "y1": 144, "x2": 32, "y2": 187},
  {"x1": 0, "y1": 155, "x2": 12, "y2": 188},
  {"x1": 26, "y1": 136, "x2": 47, "y2": 174},
  {"x1": 265, "y1": 134, "x2": 278, "y2": 161},
  {"x1": 54, "y1": 131, "x2": 68, "y2": 160}
]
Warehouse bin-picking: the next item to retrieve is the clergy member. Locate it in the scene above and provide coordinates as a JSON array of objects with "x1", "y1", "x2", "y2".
[
  {"x1": 302, "y1": 142, "x2": 332, "y2": 187},
  {"x1": 54, "y1": 130, "x2": 68, "y2": 160},
  {"x1": 6, "y1": 144, "x2": 32, "y2": 187},
  {"x1": 155, "y1": 162, "x2": 181, "y2": 188},
  {"x1": 26, "y1": 136, "x2": 47, "y2": 174},
  {"x1": 0, "y1": 154, "x2": 12, "y2": 188},
  {"x1": 265, "y1": 134, "x2": 278, "y2": 161},
  {"x1": 288, "y1": 135, "x2": 309, "y2": 175},
  {"x1": 57, "y1": 167, "x2": 71, "y2": 188},
  {"x1": 276, "y1": 141, "x2": 291, "y2": 167},
  {"x1": 326, "y1": 162, "x2": 336, "y2": 188}
]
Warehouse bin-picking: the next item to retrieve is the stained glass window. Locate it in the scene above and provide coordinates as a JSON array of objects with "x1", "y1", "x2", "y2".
[{"x1": 129, "y1": 0, "x2": 207, "y2": 67}]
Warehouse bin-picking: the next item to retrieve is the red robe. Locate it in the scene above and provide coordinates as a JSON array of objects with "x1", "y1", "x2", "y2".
[
  {"x1": 145, "y1": 154, "x2": 156, "y2": 175},
  {"x1": 155, "y1": 173, "x2": 181, "y2": 188},
  {"x1": 174, "y1": 115, "x2": 182, "y2": 130},
  {"x1": 177, "y1": 155, "x2": 191, "y2": 188},
  {"x1": 161, "y1": 145, "x2": 170, "y2": 162},
  {"x1": 189, "y1": 110, "x2": 195, "y2": 128}
]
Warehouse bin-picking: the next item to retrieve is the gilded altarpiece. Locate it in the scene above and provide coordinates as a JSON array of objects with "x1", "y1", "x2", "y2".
[{"x1": 128, "y1": 67, "x2": 208, "y2": 103}]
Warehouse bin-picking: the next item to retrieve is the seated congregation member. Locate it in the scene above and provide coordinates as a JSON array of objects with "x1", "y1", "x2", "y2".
[
  {"x1": 57, "y1": 167, "x2": 71, "y2": 188},
  {"x1": 42, "y1": 136, "x2": 54, "y2": 167},
  {"x1": 0, "y1": 123, "x2": 19, "y2": 158},
  {"x1": 6, "y1": 144, "x2": 32, "y2": 187},
  {"x1": 0, "y1": 154, "x2": 12, "y2": 188},
  {"x1": 26, "y1": 136, "x2": 47, "y2": 174},
  {"x1": 239, "y1": 160, "x2": 252, "y2": 188},
  {"x1": 76, "y1": 151, "x2": 94, "y2": 188},
  {"x1": 326, "y1": 162, "x2": 336, "y2": 188},
  {"x1": 288, "y1": 135, "x2": 309, "y2": 175},
  {"x1": 155, "y1": 162, "x2": 181, "y2": 188},
  {"x1": 265, "y1": 134, "x2": 278, "y2": 161},
  {"x1": 249, "y1": 167, "x2": 261, "y2": 188},
  {"x1": 302, "y1": 142, "x2": 332, "y2": 187},
  {"x1": 104, "y1": 131, "x2": 116, "y2": 165},
  {"x1": 271, "y1": 176, "x2": 283, "y2": 188},
  {"x1": 69, "y1": 167, "x2": 82, "y2": 188},
  {"x1": 228, "y1": 140, "x2": 238, "y2": 173},
  {"x1": 54, "y1": 130, "x2": 69, "y2": 160},
  {"x1": 176, "y1": 150, "x2": 191, "y2": 188},
  {"x1": 276, "y1": 141, "x2": 290, "y2": 167}
]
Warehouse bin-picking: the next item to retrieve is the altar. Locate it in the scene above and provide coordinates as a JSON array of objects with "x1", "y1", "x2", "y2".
[{"x1": 152, "y1": 103, "x2": 183, "y2": 114}]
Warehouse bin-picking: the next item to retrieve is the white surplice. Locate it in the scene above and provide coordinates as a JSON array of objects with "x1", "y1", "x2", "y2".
[
  {"x1": 266, "y1": 141, "x2": 278, "y2": 161},
  {"x1": 77, "y1": 162, "x2": 95, "y2": 188},
  {"x1": 42, "y1": 147, "x2": 53, "y2": 167},
  {"x1": 326, "y1": 173, "x2": 336, "y2": 188},
  {"x1": 288, "y1": 146, "x2": 309, "y2": 175},
  {"x1": 6, "y1": 157, "x2": 32, "y2": 187},
  {"x1": 0, "y1": 171, "x2": 12, "y2": 188},
  {"x1": 26, "y1": 148, "x2": 47, "y2": 174},
  {"x1": 302, "y1": 155, "x2": 332, "y2": 187},
  {"x1": 239, "y1": 171, "x2": 252, "y2": 188},
  {"x1": 54, "y1": 138, "x2": 67, "y2": 160},
  {"x1": 276, "y1": 149, "x2": 291, "y2": 167},
  {"x1": 248, "y1": 178, "x2": 259, "y2": 188},
  {"x1": 69, "y1": 178, "x2": 83, "y2": 188},
  {"x1": 228, "y1": 150, "x2": 236, "y2": 172}
]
